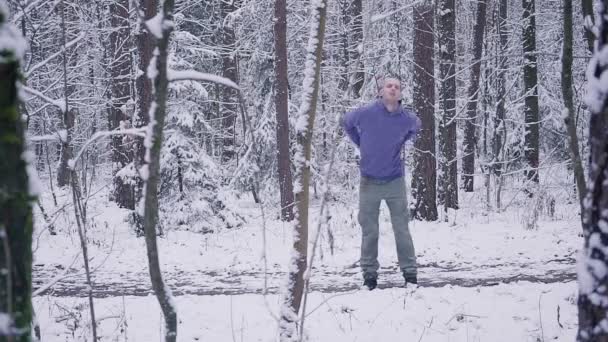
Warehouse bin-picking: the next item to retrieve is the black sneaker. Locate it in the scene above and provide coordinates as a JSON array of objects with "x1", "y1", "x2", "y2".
[
  {"x1": 363, "y1": 274, "x2": 377, "y2": 290},
  {"x1": 403, "y1": 273, "x2": 417, "y2": 286}
]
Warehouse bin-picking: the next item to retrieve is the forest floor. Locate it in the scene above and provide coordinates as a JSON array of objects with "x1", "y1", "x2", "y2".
[{"x1": 31, "y1": 183, "x2": 583, "y2": 341}]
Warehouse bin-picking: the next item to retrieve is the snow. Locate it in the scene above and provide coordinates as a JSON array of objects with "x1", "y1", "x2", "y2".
[
  {"x1": 33, "y1": 282, "x2": 579, "y2": 341},
  {"x1": 145, "y1": 12, "x2": 164, "y2": 39},
  {"x1": 0, "y1": 4, "x2": 27, "y2": 62},
  {"x1": 167, "y1": 69, "x2": 240, "y2": 90},
  {"x1": 0, "y1": 313, "x2": 12, "y2": 335},
  {"x1": 22, "y1": 150, "x2": 41, "y2": 197}
]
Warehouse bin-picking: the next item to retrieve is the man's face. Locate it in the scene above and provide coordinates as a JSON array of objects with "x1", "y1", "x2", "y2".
[{"x1": 381, "y1": 78, "x2": 401, "y2": 102}]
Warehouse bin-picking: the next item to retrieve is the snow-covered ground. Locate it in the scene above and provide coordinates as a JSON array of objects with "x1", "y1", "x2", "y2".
[
  {"x1": 31, "y1": 176, "x2": 582, "y2": 340},
  {"x1": 35, "y1": 281, "x2": 578, "y2": 341}
]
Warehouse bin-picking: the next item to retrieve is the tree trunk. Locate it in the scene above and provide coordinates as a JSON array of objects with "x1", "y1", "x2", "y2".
[
  {"x1": 493, "y1": 0, "x2": 508, "y2": 210},
  {"x1": 0, "y1": 11, "x2": 33, "y2": 341},
  {"x1": 462, "y1": 0, "x2": 487, "y2": 192},
  {"x1": 109, "y1": 0, "x2": 135, "y2": 209},
  {"x1": 522, "y1": 0, "x2": 540, "y2": 187},
  {"x1": 581, "y1": 0, "x2": 595, "y2": 54},
  {"x1": 577, "y1": 2, "x2": 608, "y2": 338},
  {"x1": 279, "y1": 0, "x2": 327, "y2": 339},
  {"x1": 349, "y1": 0, "x2": 364, "y2": 98},
  {"x1": 220, "y1": 0, "x2": 239, "y2": 162},
  {"x1": 273, "y1": 0, "x2": 295, "y2": 222},
  {"x1": 411, "y1": 3, "x2": 438, "y2": 221},
  {"x1": 56, "y1": 0, "x2": 77, "y2": 188},
  {"x1": 562, "y1": 0, "x2": 586, "y2": 226},
  {"x1": 437, "y1": 0, "x2": 458, "y2": 211},
  {"x1": 141, "y1": 0, "x2": 178, "y2": 341},
  {"x1": 134, "y1": 0, "x2": 157, "y2": 236}
]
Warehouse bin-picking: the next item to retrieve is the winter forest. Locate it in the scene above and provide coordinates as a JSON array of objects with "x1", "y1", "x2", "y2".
[{"x1": 2, "y1": 0, "x2": 608, "y2": 340}]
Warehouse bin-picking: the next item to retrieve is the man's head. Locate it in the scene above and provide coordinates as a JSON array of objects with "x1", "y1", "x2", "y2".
[{"x1": 377, "y1": 76, "x2": 402, "y2": 103}]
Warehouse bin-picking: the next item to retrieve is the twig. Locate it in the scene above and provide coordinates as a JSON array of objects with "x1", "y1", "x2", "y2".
[
  {"x1": 32, "y1": 252, "x2": 80, "y2": 297},
  {"x1": 68, "y1": 128, "x2": 146, "y2": 170},
  {"x1": 538, "y1": 293, "x2": 545, "y2": 341}
]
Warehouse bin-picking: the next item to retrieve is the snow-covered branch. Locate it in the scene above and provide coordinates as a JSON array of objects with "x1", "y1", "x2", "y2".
[
  {"x1": 21, "y1": 85, "x2": 66, "y2": 113},
  {"x1": 24, "y1": 32, "x2": 85, "y2": 78},
  {"x1": 68, "y1": 128, "x2": 147, "y2": 170},
  {"x1": 167, "y1": 69, "x2": 240, "y2": 90}
]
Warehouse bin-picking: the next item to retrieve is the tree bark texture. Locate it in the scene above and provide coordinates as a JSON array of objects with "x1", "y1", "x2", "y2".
[
  {"x1": 462, "y1": 0, "x2": 487, "y2": 192},
  {"x1": 0, "y1": 12, "x2": 34, "y2": 341},
  {"x1": 56, "y1": 0, "x2": 78, "y2": 188},
  {"x1": 134, "y1": 0, "x2": 157, "y2": 235},
  {"x1": 141, "y1": 0, "x2": 178, "y2": 339},
  {"x1": 577, "y1": 3, "x2": 608, "y2": 339},
  {"x1": 562, "y1": 0, "x2": 586, "y2": 225},
  {"x1": 279, "y1": 0, "x2": 328, "y2": 339},
  {"x1": 522, "y1": 0, "x2": 540, "y2": 186},
  {"x1": 273, "y1": 0, "x2": 295, "y2": 222},
  {"x1": 109, "y1": 0, "x2": 135, "y2": 209},
  {"x1": 220, "y1": 0, "x2": 239, "y2": 162},
  {"x1": 348, "y1": 0, "x2": 364, "y2": 98},
  {"x1": 437, "y1": 0, "x2": 458, "y2": 210},
  {"x1": 581, "y1": 0, "x2": 595, "y2": 54},
  {"x1": 411, "y1": 3, "x2": 438, "y2": 221}
]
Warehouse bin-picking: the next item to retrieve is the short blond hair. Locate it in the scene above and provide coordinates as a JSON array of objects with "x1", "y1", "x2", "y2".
[{"x1": 376, "y1": 75, "x2": 401, "y2": 93}]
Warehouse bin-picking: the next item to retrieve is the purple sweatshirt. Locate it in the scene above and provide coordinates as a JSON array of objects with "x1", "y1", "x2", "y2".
[{"x1": 342, "y1": 100, "x2": 421, "y2": 181}]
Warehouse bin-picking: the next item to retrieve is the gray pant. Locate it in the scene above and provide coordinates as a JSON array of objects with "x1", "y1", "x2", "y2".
[{"x1": 358, "y1": 176, "x2": 416, "y2": 278}]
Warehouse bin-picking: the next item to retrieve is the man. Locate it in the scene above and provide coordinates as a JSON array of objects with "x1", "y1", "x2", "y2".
[{"x1": 342, "y1": 76, "x2": 421, "y2": 290}]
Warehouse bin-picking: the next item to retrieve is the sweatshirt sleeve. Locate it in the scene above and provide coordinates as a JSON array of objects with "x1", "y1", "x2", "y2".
[
  {"x1": 403, "y1": 111, "x2": 421, "y2": 143},
  {"x1": 342, "y1": 107, "x2": 363, "y2": 147}
]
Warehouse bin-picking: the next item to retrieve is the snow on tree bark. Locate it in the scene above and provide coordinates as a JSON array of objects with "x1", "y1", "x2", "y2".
[
  {"x1": 577, "y1": 1, "x2": 608, "y2": 340},
  {"x1": 437, "y1": 0, "x2": 458, "y2": 211},
  {"x1": 0, "y1": 5, "x2": 34, "y2": 341},
  {"x1": 140, "y1": 0, "x2": 178, "y2": 341},
  {"x1": 462, "y1": 0, "x2": 486, "y2": 193},
  {"x1": 279, "y1": 0, "x2": 327, "y2": 340},
  {"x1": 273, "y1": 0, "x2": 295, "y2": 222},
  {"x1": 134, "y1": 0, "x2": 157, "y2": 235},
  {"x1": 411, "y1": 2, "x2": 438, "y2": 221},
  {"x1": 109, "y1": 0, "x2": 135, "y2": 209},
  {"x1": 522, "y1": 0, "x2": 540, "y2": 188},
  {"x1": 562, "y1": 0, "x2": 586, "y2": 226}
]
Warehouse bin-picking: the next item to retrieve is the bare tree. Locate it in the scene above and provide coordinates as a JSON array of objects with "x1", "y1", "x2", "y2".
[
  {"x1": 462, "y1": 0, "x2": 487, "y2": 192},
  {"x1": 562, "y1": 0, "x2": 586, "y2": 225},
  {"x1": 581, "y1": 0, "x2": 595, "y2": 53},
  {"x1": 0, "y1": 7, "x2": 33, "y2": 341},
  {"x1": 56, "y1": 0, "x2": 78, "y2": 188},
  {"x1": 134, "y1": 0, "x2": 157, "y2": 236},
  {"x1": 522, "y1": 0, "x2": 540, "y2": 187},
  {"x1": 493, "y1": 0, "x2": 508, "y2": 209},
  {"x1": 411, "y1": 2, "x2": 438, "y2": 221},
  {"x1": 279, "y1": 0, "x2": 328, "y2": 339},
  {"x1": 577, "y1": 2, "x2": 608, "y2": 339},
  {"x1": 273, "y1": 0, "x2": 295, "y2": 221},
  {"x1": 138, "y1": 0, "x2": 178, "y2": 341},
  {"x1": 109, "y1": 0, "x2": 135, "y2": 209},
  {"x1": 220, "y1": 0, "x2": 239, "y2": 162},
  {"x1": 348, "y1": 0, "x2": 364, "y2": 98},
  {"x1": 437, "y1": 0, "x2": 458, "y2": 212}
]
